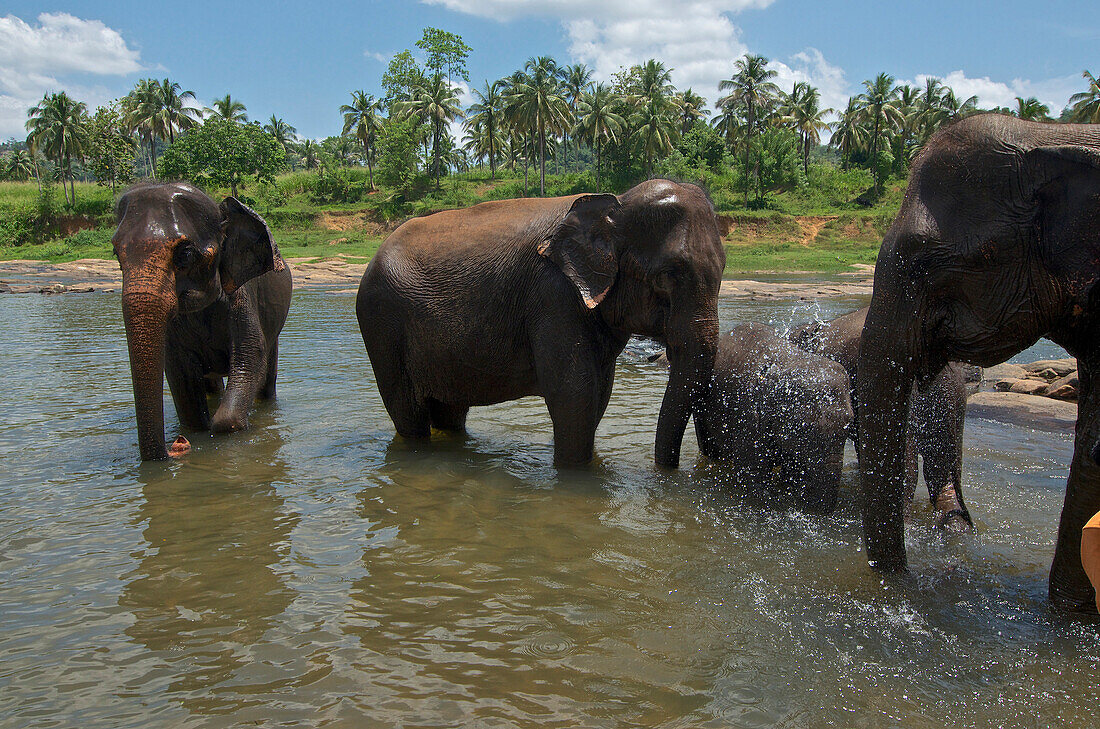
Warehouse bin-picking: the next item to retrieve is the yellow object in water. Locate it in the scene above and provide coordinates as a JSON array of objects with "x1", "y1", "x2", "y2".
[{"x1": 1082, "y1": 510, "x2": 1100, "y2": 613}]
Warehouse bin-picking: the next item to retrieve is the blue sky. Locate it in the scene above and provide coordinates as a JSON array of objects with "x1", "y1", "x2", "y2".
[{"x1": 2, "y1": 1, "x2": 1097, "y2": 140}]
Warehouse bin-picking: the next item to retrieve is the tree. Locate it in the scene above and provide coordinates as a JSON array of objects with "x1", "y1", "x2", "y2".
[
  {"x1": 1014, "y1": 96, "x2": 1051, "y2": 121},
  {"x1": 855, "y1": 73, "x2": 903, "y2": 193},
  {"x1": 506, "y1": 57, "x2": 571, "y2": 196},
  {"x1": 159, "y1": 118, "x2": 284, "y2": 197},
  {"x1": 264, "y1": 116, "x2": 298, "y2": 150},
  {"x1": 381, "y1": 50, "x2": 428, "y2": 111},
  {"x1": 718, "y1": 54, "x2": 780, "y2": 205},
  {"x1": 575, "y1": 83, "x2": 625, "y2": 189},
  {"x1": 465, "y1": 80, "x2": 505, "y2": 178},
  {"x1": 2, "y1": 148, "x2": 36, "y2": 181},
  {"x1": 1068, "y1": 70, "x2": 1100, "y2": 123},
  {"x1": 677, "y1": 88, "x2": 710, "y2": 135},
  {"x1": 341, "y1": 90, "x2": 383, "y2": 189},
  {"x1": 298, "y1": 139, "x2": 321, "y2": 170},
  {"x1": 86, "y1": 105, "x2": 136, "y2": 192},
  {"x1": 562, "y1": 64, "x2": 593, "y2": 170},
  {"x1": 26, "y1": 91, "x2": 89, "y2": 206},
  {"x1": 205, "y1": 94, "x2": 248, "y2": 122},
  {"x1": 395, "y1": 74, "x2": 462, "y2": 190},
  {"x1": 121, "y1": 78, "x2": 200, "y2": 177},
  {"x1": 828, "y1": 98, "x2": 866, "y2": 171},
  {"x1": 415, "y1": 27, "x2": 472, "y2": 84},
  {"x1": 376, "y1": 115, "x2": 420, "y2": 193},
  {"x1": 631, "y1": 93, "x2": 678, "y2": 176},
  {"x1": 780, "y1": 82, "x2": 831, "y2": 174}
]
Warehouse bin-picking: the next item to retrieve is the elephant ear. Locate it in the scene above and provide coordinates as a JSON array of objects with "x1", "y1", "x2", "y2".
[
  {"x1": 219, "y1": 197, "x2": 281, "y2": 294},
  {"x1": 538, "y1": 193, "x2": 621, "y2": 309},
  {"x1": 1024, "y1": 145, "x2": 1100, "y2": 256}
]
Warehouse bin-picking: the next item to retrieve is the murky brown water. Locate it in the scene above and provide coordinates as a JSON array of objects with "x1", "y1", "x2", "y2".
[{"x1": 1, "y1": 282, "x2": 1097, "y2": 728}]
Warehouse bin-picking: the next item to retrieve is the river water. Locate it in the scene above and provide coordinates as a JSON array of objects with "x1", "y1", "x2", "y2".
[{"x1": 1, "y1": 283, "x2": 1096, "y2": 728}]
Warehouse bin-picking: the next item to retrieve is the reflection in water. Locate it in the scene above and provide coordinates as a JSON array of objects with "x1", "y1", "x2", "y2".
[
  {"x1": 120, "y1": 425, "x2": 299, "y2": 717},
  {"x1": 0, "y1": 286, "x2": 1097, "y2": 728}
]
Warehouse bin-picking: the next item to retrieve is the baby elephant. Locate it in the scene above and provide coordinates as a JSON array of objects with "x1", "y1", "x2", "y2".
[
  {"x1": 789, "y1": 306, "x2": 971, "y2": 530},
  {"x1": 692, "y1": 323, "x2": 854, "y2": 513}
]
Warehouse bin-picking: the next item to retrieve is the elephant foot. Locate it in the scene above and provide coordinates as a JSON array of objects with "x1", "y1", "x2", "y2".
[
  {"x1": 936, "y1": 508, "x2": 973, "y2": 532},
  {"x1": 168, "y1": 435, "x2": 191, "y2": 458},
  {"x1": 1048, "y1": 582, "x2": 1099, "y2": 614},
  {"x1": 211, "y1": 412, "x2": 248, "y2": 433}
]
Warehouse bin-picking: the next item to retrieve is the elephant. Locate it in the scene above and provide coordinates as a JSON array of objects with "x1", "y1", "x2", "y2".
[
  {"x1": 355, "y1": 179, "x2": 726, "y2": 467},
  {"x1": 112, "y1": 181, "x2": 292, "y2": 461},
  {"x1": 790, "y1": 307, "x2": 971, "y2": 530},
  {"x1": 856, "y1": 114, "x2": 1100, "y2": 611},
  {"x1": 692, "y1": 322, "x2": 853, "y2": 513}
]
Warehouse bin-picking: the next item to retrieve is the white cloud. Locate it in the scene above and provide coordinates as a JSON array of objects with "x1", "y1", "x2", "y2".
[
  {"x1": 0, "y1": 13, "x2": 143, "y2": 138},
  {"x1": 364, "y1": 49, "x2": 388, "y2": 63},
  {"x1": 903, "y1": 70, "x2": 1082, "y2": 114},
  {"x1": 422, "y1": 0, "x2": 773, "y2": 22}
]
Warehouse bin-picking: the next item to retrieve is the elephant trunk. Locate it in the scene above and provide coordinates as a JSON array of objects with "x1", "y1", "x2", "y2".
[
  {"x1": 856, "y1": 294, "x2": 916, "y2": 571},
  {"x1": 655, "y1": 305, "x2": 719, "y2": 468},
  {"x1": 122, "y1": 288, "x2": 176, "y2": 461}
]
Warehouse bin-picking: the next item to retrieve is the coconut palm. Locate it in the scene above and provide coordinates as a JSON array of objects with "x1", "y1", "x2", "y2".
[
  {"x1": 631, "y1": 94, "x2": 678, "y2": 176},
  {"x1": 828, "y1": 97, "x2": 866, "y2": 171},
  {"x1": 26, "y1": 91, "x2": 89, "y2": 205},
  {"x1": 505, "y1": 57, "x2": 571, "y2": 196},
  {"x1": 341, "y1": 90, "x2": 383, "y2": 189},
  {"x1": 3, "y1": 148, "x2": 36, "y2": 181},
  {"x1": 154, "y1": 78, "x2": 200, "y2": 143},
  {"x1": 1068, "y1": 70, "x2": 1100, "y2": 123},
  {"x1": 298, "y1": 139, "x2": 321, "y2": 170},
  {"x1": 396, "y1": 74, "x2": 463, "y2": 190},
  {"x1": 575, "y1": 83, "x2": 625, "y2": 189},
  {"x1": 677, "y1": 88, "x2": 710, "y2": 135},
  {"x1": 891, "y1": 84, "x2": 924, "y2": 172},
  {"x1": 561, "y1": 64, "x2": 592, "y2": 170},
  {"x1": 1014, "y1": 96, "x2": 1051, "y2": 121},
  {"x1": 205, "y1": 94, "x2": 248, "y2": 122},
  {"x1": 636, "y1": 59, "x2": 675, "y2": 102},
  {"x1": 855, "y1": 73, "x2": 903, "y2": 192},
  {"x1": 718, "y1": 54, "x2": 780, "y2": 205},
  {"x1": 465, "y1": 80, "x2": 505, "y2": 178},
  {"x1": 265, "y1": 115, "x2": 298, "y2": 149},
  {"x1": 780, "y1": 83, "x2": 832, "y2": 174}
]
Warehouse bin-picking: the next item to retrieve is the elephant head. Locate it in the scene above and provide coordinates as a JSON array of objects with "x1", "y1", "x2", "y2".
[
  {"x1": 539, "y1": 179, "x2": 726, "y2": 467},
  {"x1": 112, "y1": 181, "x2": 278, "y2": 460},
  {"x1": 857, "y1": 114, "x2": 1100, "y2": 610}
]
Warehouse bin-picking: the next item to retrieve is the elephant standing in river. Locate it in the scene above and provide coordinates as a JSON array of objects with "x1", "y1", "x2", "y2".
[
  {"x1": 857, "y1": 114, "x2": 1100, "y2": 611},
  {"x1": 356, "y1": 179, "x2": 726, "y2": 466},
  {"x1": 113, "y1": 182, "x2": 292, "y2": 461},
  {"x1": 693, "y1": 323, "x2": 853, "y2": 513},
  {"x1": 790, "y1": 307, "x2": 971, "y2": 529}
]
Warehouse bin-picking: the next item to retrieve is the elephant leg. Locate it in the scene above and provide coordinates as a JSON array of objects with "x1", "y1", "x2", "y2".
[
  {"x1": 204, "y1": 375, "x2": 224, "y2": 396},
  {"x1": 259, "y1": 341, "x2": 278, "y2": 400},
  {"x1": 428, "y1": 399, "x2": 469, "y2": 432},
  {"x1": 213, "y1": 302, "x2": 268, "y2": 433},
  {"x1": 166, "y1": 353, "x2": 211, "y2": 431},
  {"x1": 541, "y1": 361, "x2": 607, "y2": 466},
  {"x1": 920, "y1": 427, "x2": 971, "y2": 531},
  {"x1": 374, "y1": 367, "x2": 431, "y2": 439},
  {"x1": 1049, "y1": 358, "x2": 1100, "y2": 612}
]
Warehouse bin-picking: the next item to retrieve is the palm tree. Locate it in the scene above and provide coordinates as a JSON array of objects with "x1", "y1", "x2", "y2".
[
  {"x1": 1014, "y1": 96, "x2": 1051, "y2": 121},
  {"x1": 828, "y1": 98, "x2": 866, "y2": 171},
  {"x1": 298, "y1": 139, "x2": 321, "y2": 170},
  {"x1": 677, "y1": 88, "x2": 710, "y2": 135},
  {"x1": 26, "y1": 91, "x2": 89, "y2": 205},
  {"x1": 780, "y1": 82, "x2": 831, "y2": 174},
  {"x1": 341, "y1": 90, "x2": 383, "y2": 189},
  {"x1": 718, "y1": 54, "x2": 780, "y2": 205},
  {"x1": 561, "y1": 64, "x2": 592, "y2": 170},
  {"x1": 575, "y1": 83, "x2": 625, "y2": 189},
  {"x1": 396, "y1": 74, "x2": 463, "y2": 190},
  {"x1": 631, "y1": 94, "x2": 678, "y2": 176},
  {"x1": 465, "y1": 80, "x2": 504, "y2": 178},
  {"x1": 3, "y1": 148, "x2": 36, "y2": 181},
  {"x1": 154, "y1": 78, "x2": 200, "y2": 143},
  {"x1": 265, "y1": 115, "x2": 298, "y2": 149},
  {"x1": 1068, "y1": 71, "x2": 1100, "y2": 123},
  {"x1": 855, "y1": 73, "x2": 903, "y2": 192},
  {"x1": 636, "y1": 59, "x2": 675, "y2": 102},
  {"x1": 891, "y1": 84, "x2": 923, "y2": 173},
  {"x1": 206, "y1": 94, "x2": 248, "y2": 122},
  {"x1": 506, "y1": 57, "x2": 571, "y2": 196}
]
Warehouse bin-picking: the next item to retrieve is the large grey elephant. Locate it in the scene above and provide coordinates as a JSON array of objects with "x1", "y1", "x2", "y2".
[
  {"x1": 113, "y1": 182, "x2": 292, "y2": 461},
  {"x1": 693, "y1": 323, "x2": 853, "y2": 513},
  {"x1": 857, "y1": 114, "x2": 1100, "y2": 611},
  {"x1": 790, "y1": 307, "x2": 970, "y2": 529},
  {"x1": 356, "y1": 179, "x2": 726, "y2": 466}
]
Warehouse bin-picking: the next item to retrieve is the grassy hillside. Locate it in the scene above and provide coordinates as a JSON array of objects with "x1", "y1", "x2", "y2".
[{"x1": 0, "y1": 165, "x2": 901, "y2": 273}]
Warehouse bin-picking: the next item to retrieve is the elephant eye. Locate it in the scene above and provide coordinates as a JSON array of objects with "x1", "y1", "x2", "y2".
[{"x1": 174, "y1": 246, "x2": 199, "y2": 269}]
